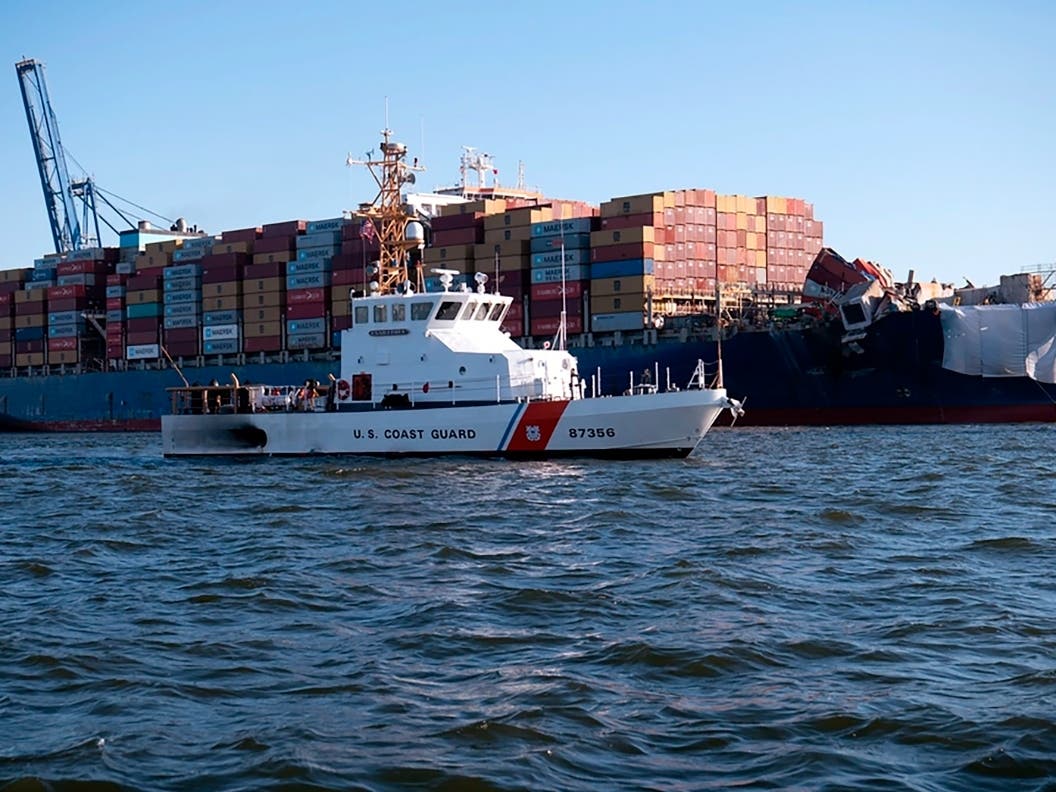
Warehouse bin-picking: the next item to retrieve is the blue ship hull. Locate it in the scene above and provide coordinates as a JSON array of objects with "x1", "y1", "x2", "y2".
[{"x1": 2, "y1": 312, "x2": 1055, "y2": 430}]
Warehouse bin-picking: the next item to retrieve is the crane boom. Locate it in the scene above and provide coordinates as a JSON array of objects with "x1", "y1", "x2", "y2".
[{"x1": 16, "y1": 57, "x2": 89, "y2": 254}]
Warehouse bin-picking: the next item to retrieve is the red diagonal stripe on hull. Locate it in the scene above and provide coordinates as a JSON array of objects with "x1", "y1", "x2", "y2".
[{"x1": 504, "y1": 401, "x2": 570, "y2": 452}]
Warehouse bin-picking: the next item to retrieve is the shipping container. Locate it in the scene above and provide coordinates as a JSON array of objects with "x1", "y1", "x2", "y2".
[
  {"x1": 202, "y1": 310, "x2": 241, "y2": 326},
  {"x1": 203, "y1": 339, "x2": 240, "y2": 355},
  {"x1": 590, "y1": 258, "x2": 656, "y2": 279},
  {"x1": 530, "y1": 264, "x2": 589, "y2": 284},
  {"x1": 202, "y1": 324, "x2": 239, "y2": 341},
  {"x1": 126, "y1": 343, "x2": 160, "y2": 360},
  {"x1": 529, "y1": 233, "x2": 591, "y2": 253},
  {"x1": 286, "y1": 332, "x2": 327, "y2": 350},
  {"x1": 531, "y1": 248, "x2": 590, "y2": 268}
]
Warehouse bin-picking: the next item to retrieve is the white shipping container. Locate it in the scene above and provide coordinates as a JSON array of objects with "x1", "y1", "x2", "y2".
[
  {"x1": 202, "y1": 324, "x2": 240, "y2": 341},
  {"x1": 126, "y1": 343, "x2": 161, "y2": 360}
]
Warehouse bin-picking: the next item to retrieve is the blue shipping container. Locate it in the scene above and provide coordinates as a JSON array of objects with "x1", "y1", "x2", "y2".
[
  {"x1": 286, "y1": 259, "x2": 331, "y2": 276},
  {"x1": 590, "y1": 258, "x2": 655, "y2": 279},
  {"x1": 296, "y1": 230, "x2": 343, "y2": 248},
  {"x1": 590, "y1": 311, "x2": 647, "y2": 333},
  {"x1": 530, "y1": 217, "x2": 595, "y2": 238},
  {"x1": 164, "y1": 302, "x2": 199, "y2": 318},
  {"x1": 287, "y1": 318, "x2": 327, "y2": 335},
  {"x1": 164, "y1": 289, "x2": 201, "y2": 304},
  {"x1": 203, "y1": 310, "x2": 241, "y2": 326},
  {"x1": 296, "y1": 245, "x2": 339, "y2": 263},
  {"x1": 305, "y1": 217, "x2": 346, "y2": 234},
  {"x1": 163, "y1": 316, "x2": 199, "y2": 330},
  {"x1": 15, "y1": 326, "x2": 45, "y2": 342},
  {"x1": 127, "y1": 302, "x2": 162, "y2": 319},
  {"x1": 165, "y1": 263, "x2": 202, "y2": 279},
  {"x1": 529, "y1": 233, "x2": 591, "y2": 254},
  {"x1": 48, "y1": 311, "x2": 81, "y2": 325},
  {"x1": 287, "y1": 332, "x2": 327, "y2": 350},
  {"x1": 203, "y1": 339, "x2": 240, "y2": 355},
  {"x1": 286, "y1": 272, "x2": 331, "y2": 289},
  {"x1": 532, "y1": 249, "x2": 590, "y2": 268},
  {"x1": 164, "y1": 276, "x2": 201, "y2": 292},
  {"x1": 530, "y1": 264, "x2": 589, "y2": 284}
]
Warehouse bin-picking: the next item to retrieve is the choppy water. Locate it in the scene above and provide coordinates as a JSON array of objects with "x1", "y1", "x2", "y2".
[{"x1": 1, "y1": 425, "x2": 1055, "y2": 791}]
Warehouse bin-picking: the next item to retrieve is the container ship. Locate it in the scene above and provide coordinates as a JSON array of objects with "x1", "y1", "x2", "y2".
[
  {"x1": 3, "y1": 57, "x2": 1054, "y2": 430},
  {"x1": 0, "y1": 187, "x2": 1053, "y2": 431}
]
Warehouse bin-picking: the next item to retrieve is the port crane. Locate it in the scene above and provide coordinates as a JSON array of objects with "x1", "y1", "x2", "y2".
[{"x1": 16, "y1": 58, "x2": 173, "y2": 255}]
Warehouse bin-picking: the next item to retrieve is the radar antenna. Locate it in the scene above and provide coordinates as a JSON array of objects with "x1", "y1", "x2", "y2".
[{"x1": 346, "y1": 127, "x2": 425, "y2": 294}]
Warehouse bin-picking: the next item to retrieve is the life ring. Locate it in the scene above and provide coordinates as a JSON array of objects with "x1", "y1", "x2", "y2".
[{"x1": 337, "y1": 379, "x2": 351, "y2": 400}]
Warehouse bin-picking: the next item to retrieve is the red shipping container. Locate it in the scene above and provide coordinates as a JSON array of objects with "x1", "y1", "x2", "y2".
[
  {"x1": 341, "y1": 238, "x2": 381, "y2": 257},
  {"x1": 126, "y1": 330, "x2": 158, "y2": 345},
  {"x1": 201, "y1": 265, "x2": 242, "y2": 284},
  {"x1": 56, "y1": 259, "x2": 106, "y2": 277},
  {"x1": 0, "y1": 283, "x2": 19, "y2": 296},
  {"x1": 201, "y1": 252, "x2": 251, "y2": 270},
  {"x1": 106, "y1": 345, "x2": 123, "y2": 359},
  {"x1": 530, "y1": 280, "x2": 585, "y2": 301},
  {"x1": 430, "y1": 212, "x2": 485, "y2": 232},
  {"x1": 47, "y1": 284, "x2": 88, "y2": 300},
  {"x1": 244, "y1": 262, "x2": 285, "y2": 279},
  {"x1": 591, "y1": 242, "x2": 656, "y2": 263},
  {"x1": 503, "y1": 298, "x2": 524, "y2": 319},
  {"x1": 16, "y1": 339, "x2": 45, "y2": 353},
  {"x1": 221, "y1": 227, "x2": 262, "y2": 244},
  {"x1": 530, "y1": 314, "x2": 583, "y2": 336},
  {"x1": 48, "y1": 297, "x2": 89, "y2": 312},
  {"x1": 287, "y1": 287, "x2": 327, "y2": 305},
  {"x1": 262, "y1": 220, "x2": 306, "y2": 238},
  {"x1": 493, "y1": 268, "x2": 527, "y2": 290},
  {"x1": 106, "y1": 273, "x2": 126, "y2": 285},
  {"x1": 48, "y1": 337, "x2": 79, "y2": 351},
  {"x1": 128, "y1": 317, "x2": 162, "y2": 333},
  {"x1": 106, "y1": 297, "x2": 124, "y2": 311},
  {"x1": 332, "y1": 315, "x2": 352, "y2": 332},
  {"x1": 432, "y1": 226, "x2": 482, "y2": 246},
  {"x1": 332, "y1": 269, "x2": 367, "y2": 287},
  {"x1": 165, "y1": 340, "x2": 200, "y2": 357},
  {"x1": 0, "y1": 293, "x2": 12, "y2": 306},
  {"x1": 243, "y1": 335, "x2": 282, "y2": 353},
  {"x1": 128, "y1": 273, "x2": 161, "y2": 290},
  {"x1": 252, "y1": 235, "x2": 296, "y2": 255},
  {"x1": 600, "y1": 212, "x2": 664, "y2": 231},
  {"x1": 164, "y1": 327, "x2": 198, "y2": 343},
  {"x1": 530, "y1": 297, "x2": 584, "y2": 320},
  {"x1": 285, "y1": 301, "x2": 326, "y2": 320}
]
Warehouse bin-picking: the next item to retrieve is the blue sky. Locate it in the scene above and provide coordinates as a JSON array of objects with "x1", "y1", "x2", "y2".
[{"x1": 0, "y1": 0, "x2": 1051, "y2": 288}]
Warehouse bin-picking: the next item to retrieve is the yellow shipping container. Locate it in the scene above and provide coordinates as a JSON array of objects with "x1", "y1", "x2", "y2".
[
  {"x1": 423, "y1": 244, "x2": 477, "y2": 264},
  {"x1": 439, "y1": 198, "x2": 507, "y2": 217},
  {"x1": 755, "y1": 250, "x2": 767, "y2": 268},
  {"x1": 241, "y1": 291, "x2": 284, "y2": 309},
  {"x1": 590, "y1": 226, "x2": 655, "y2": 247},
  {"x1": 766, "y1": 196, "x2": 788, "y2": 215},
  {"x1": 736, "y1": 213, "x2": 748, "y2": 231},
  {"x1": 482, "y1": 224, "x2": 532, "y2": 244},
  {"x1": 144, "y1": 240, "x2": 180, "y2": 255},
  {"x1": 212, "y1": 241, "x2": 252, "y2": 255},
  {"x1": 242, "y1": 320, "x2": 283, "y2": 338},
  {"x1": 473, "y1": 241, "x2": 530, "y2": 260},
  {"x1": 242, "y1": 306, "x2": 283, "y2": 323},
  {"x1": 201, "y1": 296, "x2": 239, "y2": 312},
  {"x1": 0, "y1": 317, "x2": 12, "y2": 331},
  {"x1": 0, "y1": 340, "x2": 11, "y2": 354},
  {"x1": 590, "y1": 275, "x2": 655, "y2": 297},
  {"x1": 14, "y1": 289, "x2": 46, "y2": 304},
  {"x1": 15, "y1": 314, "x2": 46, "y2": 329},
  {"x1": 252, "y1": 251, "x2": 294, "y2": 265},
  {"x1": 0, "y1": 268, "x2": 29, "y2": 284},
  {"x1": 201, "y1": 282, "x2": 241, "y2": 299},
  {"x1": 600, "y1": 193, "x2": 667, "y2": 218},
  {"x1": 48, "y1": 349, "x2": 80, "y2": 366},
  {"x1": 331, "y1": 298, "x2": 350, "y2": 317},
  {"x1": 483, "y1": 206, "x2": 552, "y2": 232},
  {"x1": 16, "y1": 352, "x2": 45, "y2": 367},
  {"x1": 242, "y1": 277, "x2": 285, "y2": 294},
  {"x1": 590, "y1": 292, "x2": 650, "y2": 314}
]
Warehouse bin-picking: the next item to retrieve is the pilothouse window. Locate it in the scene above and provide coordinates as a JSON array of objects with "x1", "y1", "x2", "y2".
[
  {"x1": 410, "y1": 301, "x2": 434, "y2": 321},
  {"x1": 373, "y1": 305, "x2": 387, "y2": 323},
  {"x1": 487, "y1": 303, "x2": 506, "y2": 321},
  {"x1": 474, "y1": 303, "x2": 490, "y2": 320},
  {"x1": 354, "y1": 305, "x2": 369, "y2": 325},
  {"x1": 436, "y1": 301, "x2": 461, "y2": 321},
  {"x1": 461, "y1": 300, "x2": 478, "y2": 320},
  {"x1": 391, "y1": 303, "x2": 406, "y2": 322}
]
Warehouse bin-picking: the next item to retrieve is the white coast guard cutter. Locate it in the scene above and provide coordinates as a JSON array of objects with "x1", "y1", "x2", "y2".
[{"x1": 160, "y1": 130, "x2": 741, "y2": 458}]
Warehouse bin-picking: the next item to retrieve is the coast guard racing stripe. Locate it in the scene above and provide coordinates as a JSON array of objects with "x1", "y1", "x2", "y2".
[{"x1": 503, "y1": 400, "x2": 570, "y2": 452}]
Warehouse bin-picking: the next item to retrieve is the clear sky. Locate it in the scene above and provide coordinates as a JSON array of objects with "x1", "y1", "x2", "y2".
[{"x1": 0, "y1": 0, "x2": 1051, "y2": 288}]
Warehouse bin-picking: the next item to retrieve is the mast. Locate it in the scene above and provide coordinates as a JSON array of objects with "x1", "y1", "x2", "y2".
[{"x1": 347, "y1": 128, "x2": 424, "y2": 293}]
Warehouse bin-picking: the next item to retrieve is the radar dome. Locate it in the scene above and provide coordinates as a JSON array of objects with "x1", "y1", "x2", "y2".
[{"x1": 405, "y1": 220, "x2": 425, "y2": 242}]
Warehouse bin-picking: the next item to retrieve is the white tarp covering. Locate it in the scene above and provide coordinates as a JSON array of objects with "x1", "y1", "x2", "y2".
[{"x1": 940, "y1": 303, "x2": 1056, "y2": 383}]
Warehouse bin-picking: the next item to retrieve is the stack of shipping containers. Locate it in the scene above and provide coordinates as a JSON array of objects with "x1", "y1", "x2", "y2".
[
  {"x1": 529, "y1": 212, "x2": 596, "y2": 337},
  {"x1": 766, "y1": 197, "x2": 823, "y2": 291},
  {"x1": 0, "y1": 268, "x2": 28, "y2": 368},
  {"x1": 201, "y1": 232, "x2": 253, "y2": 358},
  {"x1": 48, "y1": 249, "x2": 108, "y2": 366},
  {"x1": 244, "y1": 221, "x2": 301, "y2": 356},
  {"x1": 14, "y1": 257, "x2": 54, "y2": 366},
  {"x1": 287, "y1": 218, "x2": 339, "y2": 352}
]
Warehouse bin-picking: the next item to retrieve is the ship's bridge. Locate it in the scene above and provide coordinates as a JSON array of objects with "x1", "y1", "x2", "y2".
[{"x1": 339, "y1": 289, "x2": 579, "y2": 404}]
